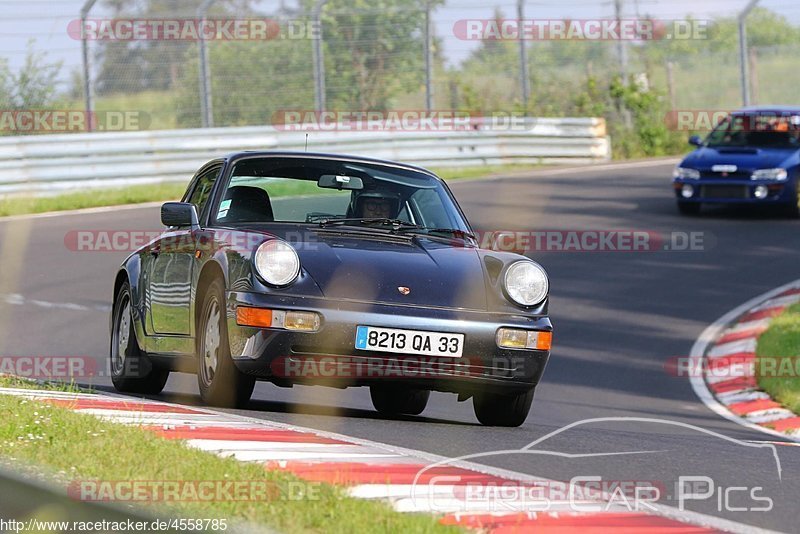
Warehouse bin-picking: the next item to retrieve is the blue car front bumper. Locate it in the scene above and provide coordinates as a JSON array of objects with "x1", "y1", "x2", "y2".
[{"x1": 673, "y1": 178, "x2": 796, "y2": 205}]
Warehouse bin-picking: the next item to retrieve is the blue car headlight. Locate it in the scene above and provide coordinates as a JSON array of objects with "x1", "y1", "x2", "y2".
[
  {"x1": 254, "y1": 239, "x2": 300, "y2": 286},
  {"x1": 673, "y1": 167, "x2": 700, "y2": 180},
  {"x1": 750, "y1": 168, "x2": 788, "y2": 181},
  {"x1": 504, "y1": 261, "x2": 549, "y2": 307}
]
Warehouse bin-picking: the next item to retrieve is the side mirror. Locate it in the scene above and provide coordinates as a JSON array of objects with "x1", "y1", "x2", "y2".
[
  {"x1": 489, "y1": 231, "x2": 525, "y2": 255},
  {"x1": 318, "y1": 174, "x2": 364, "y2": 190},
  {"x1": 688, "y1": 135, "x2": 703, "y2": 147},
  {"x1": 161, "y1": 202, "x2": 199, "y2": 228}
]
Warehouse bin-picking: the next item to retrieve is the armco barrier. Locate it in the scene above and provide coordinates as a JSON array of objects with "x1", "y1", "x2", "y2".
[{"x1": 0, "y1": 117, "x2": 610, "y2": 195}]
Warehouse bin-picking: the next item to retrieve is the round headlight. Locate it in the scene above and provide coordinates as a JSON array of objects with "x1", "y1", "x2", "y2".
[
  {"x1": 504, "y1": 261, "x2": 549, "y2": 307},
  {"x1": 254, "y1": 240, "x2": 300, "y2": 286}
]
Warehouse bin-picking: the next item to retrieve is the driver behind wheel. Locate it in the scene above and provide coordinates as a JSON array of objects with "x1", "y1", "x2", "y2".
[{"x1": 354, "y1": 192, "x2": 400, "y2": 219}]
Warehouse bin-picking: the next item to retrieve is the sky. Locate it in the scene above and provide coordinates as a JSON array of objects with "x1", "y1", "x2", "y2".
[{"x1": 1, "y1": 0, "x2": 798, "y2": 93}]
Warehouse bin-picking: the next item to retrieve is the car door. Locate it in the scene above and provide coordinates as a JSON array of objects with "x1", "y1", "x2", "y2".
[{"x1": 148, "y1": 164, "x2": 221, "y2": 335}]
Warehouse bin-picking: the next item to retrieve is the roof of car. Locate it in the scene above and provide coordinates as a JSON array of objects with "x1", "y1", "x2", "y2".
[
  {"x1": 221, "y1": 151, "x2": 440, "y2": 180},
  {"x1": 733, "y1": 105, "x2": 800, "y2": 115}
]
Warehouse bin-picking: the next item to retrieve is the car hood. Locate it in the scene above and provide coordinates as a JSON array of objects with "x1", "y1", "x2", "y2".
[
  {"x1": 290, "y1": 230, "x2": 489, "y2": 310},
  {"x1": 682, "y1": 146, "x2": 798, "y2": 173}
]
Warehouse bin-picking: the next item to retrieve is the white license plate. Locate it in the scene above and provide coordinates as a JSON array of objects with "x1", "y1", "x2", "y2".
[{"x1": 355, "y1": 326, "x2": 464, "y2": 357}]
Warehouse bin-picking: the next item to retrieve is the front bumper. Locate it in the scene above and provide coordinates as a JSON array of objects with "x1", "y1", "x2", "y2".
[
  {"x1": 226, "y1": 291, "x2": 551, "y2": 395},
  {"x1": 673, "y1": 178, "x2": 795, "y2": 204}
]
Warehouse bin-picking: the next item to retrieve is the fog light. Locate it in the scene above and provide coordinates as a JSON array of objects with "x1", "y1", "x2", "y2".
[
  {"x1": 681, "y1": 184, "x2": 694, "y2": 199},
  {"x1": 754, "y1": 185, "x2": 769, "y2": 199},
  {"x1": 284, "y1": 311, "x2": 321, "y2": 332},
  {"x1": 496, "y1": 328, "x2": 552, "y2": 350}
]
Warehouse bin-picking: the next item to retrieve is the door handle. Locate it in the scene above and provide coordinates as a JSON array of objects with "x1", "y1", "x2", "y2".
[{"x1": 149, "y1": 246, "x2": 160, "y2": 257}]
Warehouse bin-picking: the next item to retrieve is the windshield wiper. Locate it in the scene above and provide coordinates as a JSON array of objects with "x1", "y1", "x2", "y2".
[
  {"x1": 396, "y1": 227, "x2": 476, "y2": 240},
  {"x1": 318, "y1": 218, "x2": 422, "y2": 230}
]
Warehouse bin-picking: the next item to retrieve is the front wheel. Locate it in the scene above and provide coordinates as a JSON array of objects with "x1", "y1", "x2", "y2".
[
  {"x1": 473, "y1": 389, "x2": 534, "y2": 427},
  {"x1": 370, "y1": 386, "x2": 430, "y2": 416},
  {"x1": 677, "y1": 202, "x2": 701, "y2": 215},
  {"x1": 110, "y1": 282, "x2": 169, "y2": 394},
  {"x1": 197, "y1": 279, "x2": 255, "y2": 408}
]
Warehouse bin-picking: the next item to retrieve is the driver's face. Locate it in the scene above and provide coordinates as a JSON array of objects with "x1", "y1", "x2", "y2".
[{"x1": 362, "y1": 198, "x2": 392, "y2": 218}]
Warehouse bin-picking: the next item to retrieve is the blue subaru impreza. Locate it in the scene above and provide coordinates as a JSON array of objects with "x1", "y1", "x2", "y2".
[{"x1": 672, "y1": 106, "x2": 800, "y2": 216}]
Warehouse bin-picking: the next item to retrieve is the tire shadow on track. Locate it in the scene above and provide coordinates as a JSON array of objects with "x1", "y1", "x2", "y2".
[{"x1": 88, "y1": 384, "x2": 479, "y2": 427}]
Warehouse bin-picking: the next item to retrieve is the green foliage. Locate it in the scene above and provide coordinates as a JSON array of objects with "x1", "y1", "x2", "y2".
[{"x1": 0, "y1": 41, "x2": 61, "y2": 109}]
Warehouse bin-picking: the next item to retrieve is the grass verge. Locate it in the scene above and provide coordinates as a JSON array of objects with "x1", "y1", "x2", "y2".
[
  {"x1": 755, "y1": 302, "x2": 800, "y2": 415},
  {"x1": 0, "y1": 163, "x2": 548, "y2": 218},
  {"x1": 0, "y1": 390, "x2": 458, "y2": 533},
  {"x1": 0, "y1": 374, "x2": 91, "y2": 393}
]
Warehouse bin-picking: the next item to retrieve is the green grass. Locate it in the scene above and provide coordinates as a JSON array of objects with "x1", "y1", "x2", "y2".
[
  {"x1": 0, "y1": 163, "x2": 549, "y2": 218},
  {"x1": 755, "y1": 302, "x2": 800, "y2": 415},
  {"x1": 0, "y1": 374, "x2": 91, "y2": 393},
  {"x1": 0, "y1": 183, "x2": 188, "y2": 217},
  {"x1": 0, "y1": 392, "x2": 459, "y2": 533}
]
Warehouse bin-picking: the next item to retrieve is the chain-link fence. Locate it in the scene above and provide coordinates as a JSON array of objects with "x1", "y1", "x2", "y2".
[{"x1": 3, "y1": 1, "x2": 800, "y2": 146}]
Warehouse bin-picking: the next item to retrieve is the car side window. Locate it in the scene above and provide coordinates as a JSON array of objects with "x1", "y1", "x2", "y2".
[{"x1": 187, "y1": 166, "x2": 221, "y2": 218}]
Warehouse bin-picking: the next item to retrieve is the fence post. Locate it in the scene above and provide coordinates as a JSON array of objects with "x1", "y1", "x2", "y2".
[
  {"x1": 517, "y1": 0, "x2": 529, "y2": 110},
  {"x1": 738, "y1": 0, "x2": 760, "y2": 106},
  {"x1": 197, "y1": 0, "x2": 217, "y2": 128},
  {"x1": 79, "y1": 0, "x2": 99, "y2": 132},
  {"x1": 424, "y1": 1, "x2": 434, "y2": 112},
  {"x1": 312, "y1": 0, "x2": 330, "y2": 112}
]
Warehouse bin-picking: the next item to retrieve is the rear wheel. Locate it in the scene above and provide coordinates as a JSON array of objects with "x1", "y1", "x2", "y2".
[
  {"x1": 473, "y1": 389, "x2": 534, "y2": 427},
  {"x1": 370, "y1": 386, "x2": 430, "y2": 416},
  {"x1": 110, "y1": 282, "x2": 169, "y2": 394},
  {"x1": 197, "y1": 278, "x2": 255, "y2": 408},
  {"x1": 677, "y1": 202, "x2": 701, "y2": 215}
]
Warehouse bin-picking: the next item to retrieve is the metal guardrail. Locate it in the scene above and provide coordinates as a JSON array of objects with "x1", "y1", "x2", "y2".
[{"x1": 0, "y1": 118, "x2": 610, "y2": 195}]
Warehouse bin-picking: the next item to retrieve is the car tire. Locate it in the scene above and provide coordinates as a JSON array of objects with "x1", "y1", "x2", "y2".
[
  {"x1": 473, "y1": 389, "x2": 534, "y2": 427},
  {"x1": 785, "y1": 181, "x2": 800, "y2": 218},
  {"x1": 370, "y1": 386, "x2": 430, "y2": 416},
  {"x1": 197, "y1": 278, "x2": 255, "y2": 408},
  {"x1": 677, "y1": 202, "x2": 701, "y2": 215},
  {"x1": 110, "y1": 282, "x2": 169, "y2": 395}
]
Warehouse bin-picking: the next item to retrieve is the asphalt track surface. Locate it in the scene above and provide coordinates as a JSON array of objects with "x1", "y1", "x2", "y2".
[{"x1": 1, "y1": 159, "x2": 799, "y2": 531}]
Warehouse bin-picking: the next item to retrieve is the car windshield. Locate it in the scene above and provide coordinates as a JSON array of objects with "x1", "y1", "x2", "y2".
[
  {"x1": 705, "y1": 113, "x2": 800, "y2": 149},
  {"x1": 213, "y1": 156, "x2": 470, "y2": 233}
]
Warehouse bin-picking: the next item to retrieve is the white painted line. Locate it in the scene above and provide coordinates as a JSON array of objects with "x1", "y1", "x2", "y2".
[
  {"x1": 716, "y1": 390, "x2": 771, "y2": 405},
  {"x1": 744, "y1": 410, "x2": 796, "y2": 424},
  {"x1": 749, "y1": 294, "x2": 800, "y2": 312},
  {"x1": 705, "y1": 363, "x2": 754, "y2": 384},
  {"x1": 391, "y1": 497, "x2": 606, "y2": 514},
  {"x1": 706, "y1": 338, "x2": 756, "y2": 359},
  {"x1": 185, "y1": 439, "x2": 343, "y2": 451},
  {"x1": 725, "y1": 319, "x2": 770, "y2": 334},
  {"x1": 215, "y1": 450, "x2": 401, "y2": 462},
  {"x1": 689, "y1": 278, "x2": 800, "y2": 444}
]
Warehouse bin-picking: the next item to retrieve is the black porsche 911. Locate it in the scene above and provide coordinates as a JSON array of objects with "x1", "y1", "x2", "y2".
[{"x1": 110, "y1": 152, "x2": 552, "y2": 426}]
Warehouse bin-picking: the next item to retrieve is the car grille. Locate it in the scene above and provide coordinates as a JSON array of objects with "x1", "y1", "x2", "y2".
[
  {"x1": 700, "y1": 185, "x2": 748, "y2": 199},
  {"x1": 699, "y1": 171, "x2": 751, "y2": 180}
]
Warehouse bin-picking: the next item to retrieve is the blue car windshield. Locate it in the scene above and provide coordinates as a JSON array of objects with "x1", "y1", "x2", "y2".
[
  {"x1": 705, "y1": 113, "x2": 800, "y2": 149},
  {"x1": 213, "y1": 156, "x2": 470, "y2": 233}
]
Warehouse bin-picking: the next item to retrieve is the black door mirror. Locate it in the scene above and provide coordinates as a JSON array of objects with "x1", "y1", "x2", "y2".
[
  {"x1": 688, "y1": 135, "x2": 703, "y2": 147},
  {"x1": 161, "y1": 202, "x2": 199, "y2": 228}
]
